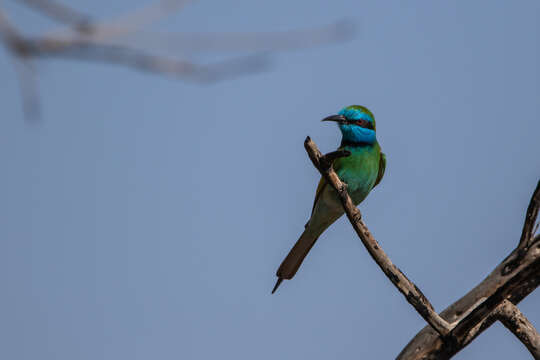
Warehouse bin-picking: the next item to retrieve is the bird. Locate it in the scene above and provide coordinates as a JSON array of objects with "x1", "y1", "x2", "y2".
[{"x1": 272, "y1": 105, "x2": 386, "y2": 294}]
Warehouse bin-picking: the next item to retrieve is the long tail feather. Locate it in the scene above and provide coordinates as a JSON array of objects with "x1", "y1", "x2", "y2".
[
  {"x1": 274, "y1": 227, "x2": 319, "y2": 287},
  {"x1": 271, "y1": 277, "x2": 283, "y2": 294}
]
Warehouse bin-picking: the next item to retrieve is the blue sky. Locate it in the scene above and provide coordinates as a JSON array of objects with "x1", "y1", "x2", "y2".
[{"x1": 1, "y1": 1, "x2": 539, "y2": 359}]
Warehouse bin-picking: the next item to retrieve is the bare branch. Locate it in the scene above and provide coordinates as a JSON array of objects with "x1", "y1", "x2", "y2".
[
  {"x1": 15, "y1": 0, "x2": 92, "y2": 30},
  {"x1": 110, "y1": 20, "x2": 355, "y2": 56},
  {"x1": 43, "y1": 0, "x2": 193, "y2": 42},
  {"x1": 520, "y1": 181, "x2": 540, "y2": 247},
  {"x1": 23, "y1": 41, "x2": 269, "y2": 82},
  {"x1": 0, "y1": 7, "x2": 22, "y2": 44},
  {"x1": 303, "y1": 135, "x2": 540, "y2": 359},
  {"x1": 0, "y1": 9, "x2": 40, "y2": 118},
  {"x1": 398, "y1": 185, "x2": 540, "y2": 360},
  {"x1": 304, "y1": 136, "x2": 453, "y2": 337},
  {"x1": 494, "y1": 300, "x2": 540, "y2": 359},
  {"x1": 12, "y1": 57, "x2": 40, "y2": 120},
  {"x1": 1, "y1": 1, "x2": 354, "y2": 118}
]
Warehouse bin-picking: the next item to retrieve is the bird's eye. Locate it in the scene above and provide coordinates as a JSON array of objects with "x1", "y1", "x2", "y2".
[{"x1": 354, "y1": 119, "x2": 374, "y2": 130}]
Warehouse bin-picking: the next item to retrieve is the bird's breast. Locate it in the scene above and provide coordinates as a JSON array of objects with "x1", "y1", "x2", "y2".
[{"x1": 336, "y1": 145, "x2": 380, "y2": 204}]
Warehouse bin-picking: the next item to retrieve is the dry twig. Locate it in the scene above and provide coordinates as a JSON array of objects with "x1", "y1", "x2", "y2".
[
  {"x1": 398, "y1": 181, "x2": 540, "y2": 359},
  {"x1": 304, "y1": 136, "x2": 540, "y2": 359},
  {"x1": 493, "y1": 300, "x2": 540, "y2": 359}
]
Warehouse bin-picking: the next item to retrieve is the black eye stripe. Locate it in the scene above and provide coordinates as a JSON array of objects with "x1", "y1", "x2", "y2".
[{"x1": 350, "y1": 119, "x2": 374, "y2": 130}]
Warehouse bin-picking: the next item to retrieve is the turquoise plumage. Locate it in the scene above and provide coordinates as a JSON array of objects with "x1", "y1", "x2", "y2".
[{"x1": 273, "y1": 105, "x2": 386, "y2": 293}]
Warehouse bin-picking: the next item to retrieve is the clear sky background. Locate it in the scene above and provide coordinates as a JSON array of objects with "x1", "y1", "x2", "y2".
[{"x1": 1, "y1": 1, "x2": 539, "y2": 359}]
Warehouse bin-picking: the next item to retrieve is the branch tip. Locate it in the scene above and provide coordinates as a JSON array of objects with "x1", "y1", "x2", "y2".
[{"x1": 520, "y1": 180, "x2": 540, "y2": 246}]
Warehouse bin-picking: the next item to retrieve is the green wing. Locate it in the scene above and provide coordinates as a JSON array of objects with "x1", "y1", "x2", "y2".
[
  {"x1": 310, "y1": 177, "x2": 327, "y2": 216},
  {"x1": 374, "y1": 152, "x2": 386, "y2": 188},
  {"x1": 309, "y1": 154, "x2": 345, "y2": 216}
]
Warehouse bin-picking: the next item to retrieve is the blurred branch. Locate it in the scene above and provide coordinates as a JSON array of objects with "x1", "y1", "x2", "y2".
[
  {"x1": 0, "y1": 7, "x2": 21, "y2": 43},
  {"x1": 42, "y1": 0, "x2": 193, "y2": 41},
  {"x1": 17, "y1": 40, "x2": 270, "y2": 82},
  {"x1": 0, "y1": 0, "x2": 354, "y2": 118},
  {"x1": 108, "y1": 20, "x2": 354, "y2": 56},
  {"x1": 15, "y1": 0, "x2": 92, "y2": 30},
  {"x1": 12, "y1": 57, "x2": 40, "y2": 119}
]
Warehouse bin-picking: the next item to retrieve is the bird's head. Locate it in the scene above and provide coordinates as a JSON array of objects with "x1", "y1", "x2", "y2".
[{"x1": 322, "y1": 105, "x2": 376, "y2": 145}]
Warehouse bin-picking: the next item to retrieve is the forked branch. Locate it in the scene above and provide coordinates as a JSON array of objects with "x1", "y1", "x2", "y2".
[
  {"x1": 304, "y1": 136, "x2": 540, "y2": 359},
  {"x1": 398, "y1": 181, "x2": 540, "y2": 359}
]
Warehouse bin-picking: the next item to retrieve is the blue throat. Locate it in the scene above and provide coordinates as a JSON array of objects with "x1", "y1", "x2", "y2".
[
  {"x1": 339, "y1": 124, "x2": 376, "y2": 146},
  {"x1": 337, "y1": 107, "x2": 376, "y2": 146}
]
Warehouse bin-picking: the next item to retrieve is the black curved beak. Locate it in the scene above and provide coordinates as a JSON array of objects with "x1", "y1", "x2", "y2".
[{"x1": 321, "y1": 114, "x2": 347, "y2": 123}]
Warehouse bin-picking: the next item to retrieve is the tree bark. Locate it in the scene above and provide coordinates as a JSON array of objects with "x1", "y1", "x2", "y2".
[{"x1": 493, "y1": 300, "x2": 540, "y2": 359}]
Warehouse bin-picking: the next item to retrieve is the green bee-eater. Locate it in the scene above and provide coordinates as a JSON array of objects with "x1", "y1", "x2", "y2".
[{"x1": 272, "y1": 105, "x2": 386, "y2": 293}]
